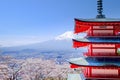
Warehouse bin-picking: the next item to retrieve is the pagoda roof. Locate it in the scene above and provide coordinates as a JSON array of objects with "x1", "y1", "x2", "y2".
[
  {"x1": 75, "y1": 18, "x2": 120, "y2": 22},
  {"x1": 69, "y1": 57, "x2": 120, "y2": 67},
  {"x1": 74, "y1": 37, "x2": 120, "y2": 44}
]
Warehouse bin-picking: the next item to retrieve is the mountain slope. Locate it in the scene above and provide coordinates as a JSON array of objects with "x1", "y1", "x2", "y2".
[{"x1": 1, "y1": 31, "x2": 87, "y2": 59}]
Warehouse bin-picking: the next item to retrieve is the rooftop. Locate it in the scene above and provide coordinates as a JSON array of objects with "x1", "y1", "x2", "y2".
[
  {"x1": 74, "y1": 37, "x2": 120, "y2": 43},
  {"x1": 76, "y1": 18, "x2": 120, "y2": 22},
  {"x1": 69, "y1": 57, "x2": 120, "y2": 67}
]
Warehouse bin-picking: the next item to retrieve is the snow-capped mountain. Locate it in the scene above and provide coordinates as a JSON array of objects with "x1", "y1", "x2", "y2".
[
  {"x1": 2, "y1": 31, "x2": 87, "y2": 51},
  {"x1": 55, "y1": 31, "x2": 87, "y2": 40},
  {"x1": 2, "y1": 31, "x2": 73, "y2": 51},
  {"x1": 1, "y1": 31, "x2": 87, "y2": 59},
  {"x1": 55, "y1": 31, "x2": 74, "y2": 40}
]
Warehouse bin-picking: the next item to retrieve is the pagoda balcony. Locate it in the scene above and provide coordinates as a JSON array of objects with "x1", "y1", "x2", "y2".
[
  {"x1": 74, "y1": 18, "x2": 120, "y2": 36},
  {"x1": 69, "y1": 57, "x2": 120, "y2": 79},
  {"x1": 83, "y1": 67, "x2": 120, "y2": 79}
]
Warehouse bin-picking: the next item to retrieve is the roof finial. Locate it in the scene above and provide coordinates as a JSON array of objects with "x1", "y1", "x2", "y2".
[{"x1": 96, "y1": 0, "x2": 106, "y2": 18}]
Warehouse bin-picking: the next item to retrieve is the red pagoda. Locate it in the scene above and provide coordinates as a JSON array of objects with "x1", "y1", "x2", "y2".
[{"x1": 68, "y1": 0, "x2": 120, "y2": 80}]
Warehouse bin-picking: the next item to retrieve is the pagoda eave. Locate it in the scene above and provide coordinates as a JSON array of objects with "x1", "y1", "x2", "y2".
[
  {"x1": 70, "y1": 63, "x2": 120, "y2": 68},
  {"x1": 74, "y1": 18, "x2": 120, "y2": 29},
  {"x1": 73, "y1": 39, "x2": 120, "y2": 44},
  {"x1": 69, "y1": 57, "x2": 120, "y2": 68},
  {"x1": 75, "y1": 18, "x2": 120, "y2": 23}
]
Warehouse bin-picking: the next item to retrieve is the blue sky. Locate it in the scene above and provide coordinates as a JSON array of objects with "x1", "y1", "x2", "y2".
[{"x1": 0, "y1": 0, "x2": 120, "y2": 46}]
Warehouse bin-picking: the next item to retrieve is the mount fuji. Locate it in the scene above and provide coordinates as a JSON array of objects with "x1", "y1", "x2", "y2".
[
  {"x1": 55, "y1": 31, "x2": 74, "y2": 40},
  {"x1": 1, "y1": 31, "x2": 87, "y2": 59},
  {"x1": 2, "y1": 31, "x2": 74, "y2": 51}
]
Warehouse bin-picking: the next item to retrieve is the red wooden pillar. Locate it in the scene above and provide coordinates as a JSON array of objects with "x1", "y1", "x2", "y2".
[
  {"x1": 88, "y1": 44, "x2": 92, "y2": 56},
  {"x1": 113, "y1": 26, "x2": 115, "y2": 36},
  {"x1": 86, "y1": 67, "x2": 90, "y2": 76},
  {"x1": 91, "y1": 26, "x2": 93, "y2": 36},
  {"x1": 88, "y1": 67, "x2": 92, "y2": 77},
  {"x1": 118, "y1": 68, "x2": 120, "y2": 77},
  {"x1": 84, "y1": 67, "x2": 87, "y2": 76},
  {"x1": 115, "y1": 44, "x2": 117, "y2": 56},
  {"x1": 86, "y1": 67, "x2": 88, "y2": 75},
  {"x1": 90, "y1": 44, "x2": 93, "y2": 56},
  {"x1": 88, "y1": 29, "x2": 91, "y2": 36}
]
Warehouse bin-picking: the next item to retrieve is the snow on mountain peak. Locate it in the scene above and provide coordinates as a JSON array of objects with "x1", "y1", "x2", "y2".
[
  {"x1": 55, "y1": 31, "x2": 74, "y2": 40},
  {"x1": 55, "y1": 31, "x2": 87, "y2": 40}
]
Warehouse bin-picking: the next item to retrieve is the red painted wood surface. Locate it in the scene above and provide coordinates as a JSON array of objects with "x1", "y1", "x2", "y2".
[
  {"x1": 73, "y1": 40, "x2": 120, "y2": 56},
  {"x1": 71, "y1": 65, "x2": 120, "y2": 78},
  {"x1": 73, "y1": 39, "x2": 89, "y2": 48},
  {"x1": 74, "y1": 20, "x2": 91, "y2": 33},
  {"x1": 84, "y1": 67, "x2": 120, "y2": 78},
  {"x1": 74, "y1": 19, "x2": 120, "y2": 36},
  {"x1": 70, "y1": 18, "x2": 120, "y2": 79},
  {"x1": 70, "y1": 64, "x2": 79, "y2": 68}
]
